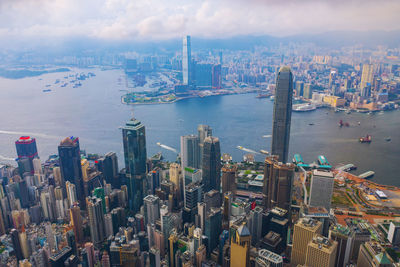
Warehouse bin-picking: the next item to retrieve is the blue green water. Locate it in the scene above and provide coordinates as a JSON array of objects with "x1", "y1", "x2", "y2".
[{"x1": 0, "y1": 68, "x2": 399, "y2": 185}]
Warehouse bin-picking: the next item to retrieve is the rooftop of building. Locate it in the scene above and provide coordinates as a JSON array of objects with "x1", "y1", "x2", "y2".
[
  {"x1": 258, "y1": 249, "x2": 283, "y2": 264},
  {"x1": 297, "y1": 217, "x2": 321, "y2": 229},
  {"x1": 270, "y1": 207, "x2": 288, "y2": 217},
  {"x1": 313, "y1": 169, "x2": 334, "y2": 178},
  {"x1": 309, "y1": 235, "x2": 336, "y2": 251},
  {"x1": 237, "y1": 224, "x2": 251, "y2": 237},
  {"x1": 279, "y1": 66, "x2": 291, "y2": 73}
]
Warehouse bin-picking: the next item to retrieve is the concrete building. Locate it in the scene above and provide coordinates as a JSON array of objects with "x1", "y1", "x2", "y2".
[
  {"x1": 357, "y1": 241, "x2": 393, "y2": 267},
  {"x1": 305, "y1": 235, "x2": 337, "y2": 267},
  {"x1": 387, "y1": 221, "x2": 400, "y2": 245},
  {"x1": 309, "y1": 170, "x2": 334, "y2": 211}
]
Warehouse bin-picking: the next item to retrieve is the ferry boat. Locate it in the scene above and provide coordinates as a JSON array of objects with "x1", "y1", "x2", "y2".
[
  {"x1": 292, "y1": 103, "x2": 317, "y2": 112},
  {"x1": 359, "y1": 135, "x2": 372, "y2": 143}
]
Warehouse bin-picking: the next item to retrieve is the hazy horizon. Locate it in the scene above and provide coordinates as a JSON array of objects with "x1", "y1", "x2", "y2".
[{"x1": 1, "y1": 0, "x2": 400, "y2": 50}]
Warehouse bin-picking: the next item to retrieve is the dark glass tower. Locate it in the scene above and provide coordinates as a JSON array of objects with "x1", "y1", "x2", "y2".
[
  {"x1": 202, "y1": 136, "x2": 221, "y2": 192},
  {"x1": 122, "y1": 118, "x2": 147, "y2": 214},
  {"x1": 271, "y1": 66, "x2": 293, "y2": 163},
  {"x1": 58, "y1": 136, "x2": 85, "y2": 207}
]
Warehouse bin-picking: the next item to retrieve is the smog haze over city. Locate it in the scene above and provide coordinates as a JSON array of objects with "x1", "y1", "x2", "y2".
[{"x1": 1, "y1": 1, "x2": 400, "y2": 267}]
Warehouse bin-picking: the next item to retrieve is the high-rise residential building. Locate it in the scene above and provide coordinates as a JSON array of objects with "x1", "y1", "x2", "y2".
[
  {"x1": 329, "y1": 224, "x2": 353, "y2": 267},
  {"x1": 309, "y1": 170, "x2": 334, "y2": 211},
  {"x1": 291, "y1": 218, "x2": 322, "y2": 266},
  {"x1": 271, "y1": 66, "x2": 293, "y2": 163},
  {"x1": 305, "y1": 235, "x2": 337, "y2": 267},
  {"x1": 357, "y1": 241, "x2": 394, "y2": 267},
  {"x1": 202, "y1": 136, "x2": 221, "y2": 192},
  {"x1": 387, "y1": 221, "x2": 400, "y2": 245},
  {"x1": 230, "y1": 224, "x2": 251, "y2": 267},
  {"x1": 180, "y1": 135, "x2": 200, "y2": 170},
  {"x1": 295, "y1": 81, "x2": 304, "y2": 97},
  {"x1": 212, "y1": 64, "x2": 222, "y2": 89},
  {"x1": 144, "y1": 195, "x2": 160, "y2": 225},
  {"x1": 360, "y1": 63, "x2": 374, "y2": 90},
  {"x1": 87, "y1": 196, "x2": 106, "y2": 247},
  {"x1": 70, "y1": 203, "x2": 83, "y2": 244},
  {"x1": 221, "y1": 164, "x2": 237, "y2": 195},
  {"x1": 263, "y1": 156, "x2": 295, "y2": 212},
  {"x1": 182, "y1": 35, "x2": 192, "y2": 85},
  {"x1": 255, "y1": 249, "x2": 283, "y2": 267},
  {"x1": 58, "y1": 136, "x2": 85, "y2": 206},
  {"x1": 122, "y1": 118, "x2": 147, "y2": 213},
  {"x1": 11, "y1": 228, "x2": 23, "y2": 261},
  {"x1": 66, "y1": 181, "x2": 77, "y2": 206}
]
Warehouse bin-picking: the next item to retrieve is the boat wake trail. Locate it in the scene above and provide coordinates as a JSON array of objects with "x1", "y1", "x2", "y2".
[
  {"x1": 0, "y1": 155, "x2": 15, "y2": 161},
  {"x1": 0, "y1": 130, "x2": 59, "y2": 139}
]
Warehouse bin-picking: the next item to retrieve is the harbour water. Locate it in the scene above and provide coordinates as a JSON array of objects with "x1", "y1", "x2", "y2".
[{"x1": 0, "y1": 68, "x2": 399, "y2": 185}]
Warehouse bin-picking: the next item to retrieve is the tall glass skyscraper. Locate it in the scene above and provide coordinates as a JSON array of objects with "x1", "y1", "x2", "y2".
[
  {"x1": 202, "y1": 136, "x2": 221, "y2": 193},
  {"x1": 180, "y1": 135, "x2": 200, "y2": 170},
  {"x1": 58, "y1": 136, "x2": 85, "y2": 207},
  {"x1": 271, "y1": 66, "x2": 293, "y2": 163},
  {"x1": 122, "y1": 118, "x2": 147, "y2": 213},
  {"x1": 182, "y1": 35, "x2": 191, "y2": 85}
]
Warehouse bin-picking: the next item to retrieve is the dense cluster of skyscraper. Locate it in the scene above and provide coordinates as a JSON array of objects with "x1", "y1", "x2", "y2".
[{"x1": 1, "y1": 39, "x2": 399, "y2": 267}]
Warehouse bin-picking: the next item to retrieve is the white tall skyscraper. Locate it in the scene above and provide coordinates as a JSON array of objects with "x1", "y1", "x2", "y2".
[{"x1": 182, "y1": 35, "x2": 191, "y2": 85}]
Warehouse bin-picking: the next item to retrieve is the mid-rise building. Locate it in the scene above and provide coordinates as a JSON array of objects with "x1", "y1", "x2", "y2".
[
  {"x1": 305, "y1": 235, "x2": 337, "y2": 267},
  {"x1": 357, "y1": 241, "x2": 393, "y2": 267},
  {"x1": 309, "y1": 170, "x2": 334, "y2": 210}
]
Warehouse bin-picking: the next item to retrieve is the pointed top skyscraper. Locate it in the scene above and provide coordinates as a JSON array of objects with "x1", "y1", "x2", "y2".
[{"x1": 271, "y1": 66, "x2": 294, "y2": 163}]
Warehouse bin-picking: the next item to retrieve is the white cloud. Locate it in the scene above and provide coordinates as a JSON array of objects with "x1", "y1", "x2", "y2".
[{"x1": 0, "y1": 0, "x2": 399, "y2": 42}]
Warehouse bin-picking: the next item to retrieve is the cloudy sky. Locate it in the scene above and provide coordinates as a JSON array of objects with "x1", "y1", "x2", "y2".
[{"x1": 1, "y1": 0, "x2": 399, "y2": 42}]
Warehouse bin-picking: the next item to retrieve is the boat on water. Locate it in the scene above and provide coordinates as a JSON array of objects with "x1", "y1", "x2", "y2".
[
  {"x1": 256, "y1": 93, "x2": 270, "y2": 99},
  {"x1": 338, "y1": 120, "x2": 349, "y2": 127},
  {"x1": 292, "y1": 103, "x2": 317, "y2": 112},
  {"x1": 270, "y1": 96, "x2": 275, "y2": 101},
  {"x1": 260, "y1": 150, "x2": 269, "y2": 155},
  {"x1": 359, "y1": 135, "x2": 372, "y2": 143},
  {"x1": 385, "y1": 137, "x2": 391, "y2": 142},
  {"x1": 309, "y1": 123, "x2": 314, "y2": 126},
  {"x1": 42, "y1": 89, "x2": 51, "y2": 92},
  {"x1": 345, "y1": 110, "x2": 351, "y2": 114}
]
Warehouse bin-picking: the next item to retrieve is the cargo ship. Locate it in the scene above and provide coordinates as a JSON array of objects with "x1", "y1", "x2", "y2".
[{"x1": 359, "y1": 135, "x2": 372, "y2": 143}]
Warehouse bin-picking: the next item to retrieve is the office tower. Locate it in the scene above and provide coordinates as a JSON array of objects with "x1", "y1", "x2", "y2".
[
  {"x1": 291, "y1": 218, "x2": 322, "y2": 266},
  {"x1": 182, "y1": 35, "x2": 191, "y2": 85},
  {"x1": 168, "y1": 231, "x2": 179, "y2": 267},
  {"x1": 195, "y1": 63, "x2": 213, "y2": 88},
  {"x1": 169, "y1": 163, "x2": 181, "y2": 198},
  {"x1": 70, "y1": 203, "x2": 84, "y2": 244},
  {"x1": 360, "y1": 63, "x2": 374, "y2": 90},
  {"x1": 329, "y1": 224, "x2": 352, "y2": 267},
  {"x1": 248, "y1": 206, "x2": 263, "y2": 246},
  {"x1": 196, "y1": 245, "x2": 207, "y2": 267},
  {"x1": 184, "y1": 182, "x2": 203, "y2": 210},
  {"x1": 64, "y1": 255, "x2": 79, "y2": 267},
  {"x1": 198, "y1": 202, "x2": 206, "y2": 231},
  {"x1": 81, "y1": 159, "x2": 89, "y2": 181},
  {"x1": 180, "y1": 135, "x2": 200, "y2": 170},
  {"x1": 87, "y1": 197, "x2": 106, "y2": 247},
  {"x1": 309, "y1": 170, "x2": 334, "y2": 210},
  {"x1": 45, "y1": 222, "x2": 56, "y2": 254},
  {"x1": 19, "y1": 228, "x2": 29, "y2": 259},
  {"x1": 388, "y1": 221, "x2": 400, "y2": 245},
  {"x1": 19, "y1": 259, "x2": 32, "y2": 267},
  {"x1": 271, "y1": 66, "x2": 293, "y2": 163},
  {"x1": 305, "y1": 235, "x2": 337, "y2": 267},
  {"x1": 122, "y1": 118, "x2": 147, "y2": 213},
  {"x1": 255, "y1": 249, "x2": 283, "y2": 267},
  {"x1": 357, "y1": 241, "x2": 393, "y2": 267},
  {"x1": 349, "y1": 222, "x2": 371, "y2": 262},
  {"x1": 85, "y1": 242, "x2": 95, "y2": 267},
  {"x1": 104, "y1": 213, "x2": 113, "y2": 238},
  {"x1": 149, "y1": 247, "x2": 160, "y2": 267},
  {"x1": 11, "y1": 228, "x2": 23, "y2": 260},
  {"x1": 66, "y1": 181, "x2": 77, "y2": 206},
  {"x1": 198, "y1": 124, "x2": 212, "y2": 168},
  {"x1": 263, "y1": 156, "x2": 295, "y2": 211},
  {"x1": 205, "y1": 208, "x2": 222, "y2": 253},
  {"x1": 32, "y1": 158, "x2": 42, "y2": 174},
  {"x1": 120, "y1": 244, "x2": 139, "y2": 266},
  {"x1": 212, "y1": 64, "x2": 222, "y2": 89},
  {"x1": 58, "y1": 137, "x2": 85, "y2": 206},
  {"x1": 303, "y1": 83, "x2": 313, "y2": 99},
  {"x1": 144, "y1": 195, "x2": 160, "y2": 225},
  {"x1": 183, "y1": 167, "x2": 201, "y2": 187},
  {"x1": 49, "y1": 247, "x2": 72, "y2": 267},
  {"x1": 15, "y1": 136, "x2": 38, "y2": 160},
  {"x1": 96, "y1": 152, "x2": 118, "y2": 185},
  {"x1": 222, "y1": 192, "x2": 232, "y2": 230},
  {"x1": 295, "y1": 81, "x2": 304, "y2": 97},
  {"x1": 221, "y1": 164, "x2": 237, "y2": 195},
  {"x1": 147, "y1": 168, "x2": 161, "y2": 195},
  {"x1": 204, "y1": 190, "x2": 221, "y2": 213},
  {"x1": 101, "y1": 251, "x2": 110, "y2": 267},
  {"x1": 53, "y1": 167, "x2": 61, "y2": 186},
  {"x1": 202, "y1": 136, "x2": 221, "y2": 192},
  {"x1": 230, "y1": 224, "x2": 251, "y2": 267},
  {"x1": 17, "y1": 157, "x2": 33, "y2": 176}
]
